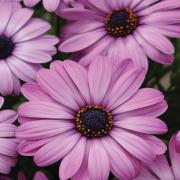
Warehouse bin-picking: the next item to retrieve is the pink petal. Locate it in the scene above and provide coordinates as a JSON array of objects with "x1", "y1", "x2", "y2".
[
  {"x1": 50, "y1": 61, "x2": 86, "y2": 107},
  {"x1": 16, "y1": 120, "x2": 74, "y2": 140},
  {"x1": 33, "y1": 171, "x2": 48, "y2": 180},
  {"x1": 5, "y1": 8, "x2": 33, "y2": 37},
  {"x1": 13, "y1": 48, "x2": 52, "y2": 64},
  {"x1": 141, "y1": 10, "x2": 180, "y2": 25},
  {"x1": 62, "y1": 20, "x2": 104, "y2": 37},
  {"x1": 34, "y1": 131, "x2": 81, "y2": 166},
  {"x1": 141, "y1": 135, "x2": 167, "y2": 155},
  {"x1": 87, "y1": 0, "x2": 110, "y2": 13},
  {"x1": 0, "y1": 97, "x2": 4, "y2": 109},
  {"x1": 134, "y1": 30, "x2": 174, "y2": 64},
  {"x1": 114, "y1": 88, "x2": 165, "y2": 114},
  {"x1": 0, "y1": 124, "x2": 16, "y2": 138},
  {"x1": 176, "y1": 131, "x2": 180, "y2": 152},
  {"x1": 0, "y1": 3, "x2": 12, "y2": 34},
  {"x1": 147, "y1": 155, "x2": 174, "y2": 179},
  {"x1": 88, "y1": 139, "x2": 110, "y2": 180},
  {"x1": 21, "y1": 83, "x2": 54, "y2": 102},
  {"x1": 0, "y1": 61, "x2": 14, "y2": 96},
  {"x1": 0, "y1": 110, "x2": 17, "y2": 124},
  {"x1": 59, "y1": 29, "x2": 106, "y2": 52},
  {"x1": 110, "y1": 129, "x2": 156, "y2": 163},
  {"x1": 15, "y1": 35, "x2": 59, "y2": 52},
  {"x1": 88, "y1": 55, "x2": 112, "y2": 105},
  {"x1": 13, "y1": 18, "x2": 51, "y2": 43},
  {"x1": 114, "y1": 116, "x2": 167, "y2": 134},
  {"x1": 37, "y1": 69, "x2": 80, "y2": 110},
  {"x1": 60, "y1": 8, "x2": 103, "y2": 21},
  {"x1": 7, "y1": 56, "x2": 41, "y2": 82},
  {"x1": 102, "y1": 136, "x2": 139, "y2": 179},
  {"x1": 72, "y1": 141, "x2": 90, "y2": 180},
  {"x1": 18, "y1": 101, "x2": 74, "y2": 119},
  {"x1": 23, "y1": 0, "x2": 40, "y2": 7},
  {"x1": 43, "y1": 0, "x2": 60, "y2": 12},
  {"x1": 104, "y1": 67, "x2": 145, "y2": 110},
  {"x1": 117, "y1": 100, "x2": 168, "y2": 119},
  {"x1": 135, "y1": 0, "x2": 159, "y2": 11},
  {"x1": 137, "y1": 27, "x2": 174, "y2": 55},
  {"x1": 124, "y1": 35, "x2": 148, "y2": 69},
  {"x1": 0, "y1": 138, "x2": 17, "y2": 157},
  {"x1": 17, "y1": 137, "x2": 57, "y2": 156},
  {"x1": 110, "y1": 58, "x2": 134, "y2": 87},
  {"x1": 134, "y1": 167, "x2": 157, "y2": 180},
  {"x1": 138, "y1": 0, "x2": 180, "y2": 16},
  {"x1": 79, "y1": 35, "x2": 113, "y2": 67},
  {"x1": 169, "y1": 135, "x2": 180, "y2": 180},
  {"x1": 59, "y1": 137, "x2": 86, "y2": 180},
  {"x1": 63, "y1": 60, "x2": 91, "y2": 104}
]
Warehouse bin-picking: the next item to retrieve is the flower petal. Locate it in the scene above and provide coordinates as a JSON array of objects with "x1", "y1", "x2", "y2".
[
  {"x1": 0, "y1": 61, "x2": 14, "y2": 96},
  {"x1": 104, "y1": 67, "x2": 145, "y2": 110},
  {"x1": 60, "y1": 137, "x2": 86, "y2": 180},
  {"x1": 37, "y1": 69, "x2": 80, "y2": 110},
  {"x1": 21, "y1": 82, "x2": 54, "y2": 102},
  {"x1": 0, "y1": 3, "x2": 12, "y2": 34},
  {"x1": 7, "y1": 56, "x2": 41, "y2": 82},
  {"x1": 34, "y1": 131, "x2": 81, "y2": 166},
  {"x1": 5, "y1": 8, "x2": 33, "y2": 37},
  {"x1": 169, "y1": 135, "x2": 180, "y2": 180},
  {"x1": 88, "y1": 139, "x2": 110, "y2": 180},
  {"x1": 110, "y1": 129, "x2": 156, "y2": 163},
  {"x1": 43, "y1": 0, "x2": 60, "y2": 12},
  {"x1": 114, "y1": 116, "x2": 167, "y2": 134},
  {"x1": 102, "y1": 136, "x2": 139, "y2": 179},
  {"x1": 59, "y1": 29, "x2": 106, "y2": 52},
  {"x1": 88, "y1": 56, "x2": 112, "y2": 105},
  {"x1": 18, "y1": 101, "x2": 74, "y2": 119},
  {"x1": 16, "y1": 120, "x2": 74, "y2": 140}
]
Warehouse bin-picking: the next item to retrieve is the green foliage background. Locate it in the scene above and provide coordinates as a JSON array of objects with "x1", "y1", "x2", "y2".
[{"x1": 2, "y1": 2, "x2": 180, "y2": 179}]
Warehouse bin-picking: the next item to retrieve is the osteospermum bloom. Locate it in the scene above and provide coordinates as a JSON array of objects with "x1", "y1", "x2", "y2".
[
  {"x1": 16, "y1": 56, "x2": 168, "y2": 180},
  {"x1": 0, "y1": 96, "x2": 18, "y2": 174},
  {"x1": 0, "y1": 2, "x2": 58, "y2": 96},
  {"x1": 0, "y1": 171, "x2": 48, "y2": 180},
  {"x1": 135, "y1": 133, "x2": 180, "y2": 180},
  {"x1": 59, "y1": 0, "x2": 180, "y2": 68},
  {"x1": 22, "y1": 0, "x2": 61, "y2": 12}
]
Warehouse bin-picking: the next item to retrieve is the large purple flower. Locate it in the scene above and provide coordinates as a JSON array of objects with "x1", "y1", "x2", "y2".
[
  {"x1": 16, "y1": 56, "x2": 168, "y2": 180},
  {"x1": 0, "y1": 2, "x2": 58, "y2": 96},
  {"x1": 135, "y1": 133, "x2": 180, "y2": 180},
  {"x1": 0, "y1": 96, "x2": 18, "y2": 174},
  {"x1": 59, "y1": 0, "x2": 180, "y2": 68}
]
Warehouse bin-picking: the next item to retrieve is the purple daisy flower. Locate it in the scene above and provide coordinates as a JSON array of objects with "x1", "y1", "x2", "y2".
[
  {"x1": 0, "y1": 96, "x2": 18, "y2": 174},
  {"x1": 0, "y1": 2, "x2": 59, "y2": 96},
  {"x1": 22, "y1": 0, "x2": 61, "y2": 12},
  {"x1": 59, "y1": 0, "x2": 180, "y2": 68},
  {"x1": 135, "y1": 133, "x2": 180, "y2": 180},
  {"x1": 16, "y1": 56, "x2": 168, "y2": 180}
]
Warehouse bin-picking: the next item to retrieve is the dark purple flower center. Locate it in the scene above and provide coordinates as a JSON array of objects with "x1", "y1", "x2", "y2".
[
  {"x1": 75, "y1": 105, "x2": 113, "y2": 138},
  {"x1": 0, "y1": 35, "x2": 14, "y2": 59},
  {"x1": 105, "y1": 9, "x2": 138, "y2": 37}
]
